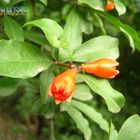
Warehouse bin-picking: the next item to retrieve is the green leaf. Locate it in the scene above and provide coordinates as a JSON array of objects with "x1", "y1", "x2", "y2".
[
  {"x1": 93, "y1": 13, "x2": 106, "y2": 34},
  {"x1": 78, "y1": 74, "x2": 125, "y2": 113},
  {"x1": 67, "y1": 105, "x2": 92, "y2": 140},
  {"x1": 3, "y1": 16, "x2": 24, "y2": 41},
  {"x1": 63, "y1": 8, "x2": 82, "y2": 50},
  {"x1": 97, "y1": 11, "x2": 140, "y2": 51},
  {"x1": 60, "y1": 102, "x2": 70, "y2": 111},
  {"x1": 78, "y1": 0, "x2": 104, "y2": 11},
  {"x1": 73, "y1": 35, "x2": 119, "y2": 62},
  {"x1": 40, "y1": 69, "x2": 54, "y2": 104},
  {"x1": 0, "y1": 40, "x2": 51, "y2": 79},
  {"x1": 0, "y1": 77, "x2": 19, "y2": 96},
  {"x1": 8, "y1": 0, "x2": 25, "y2": 6},
  {"x1": 39, "y1": 0, "x2": 47, "y2": 6},
  {"x1": 23, "y1": 30, "x2": 50, "y2": 47},
  {"x1": 73, "y1": 84, "x2": 93, "y2": 101},
  {"x1": 72, "y1": 100, "x2": 109, "y2": 132},
  {"x1": 59, "y1": 8, "x2": 82, "y2": 61},
  {"x1": 114, "y1": 0, "x2": 126, "y2": 15},
  {"x1": 23, "y1": 18, "x2": 64, "y2": 48},
  {"x1": 109, "y1": 123, "x2": 118, "y2": 140},
  {"x1": 81, "y1": 17, "x2": 93, "y2": 34},
  {"x1": 117, "y1": 115, "x2": 140, "y2": 140}
]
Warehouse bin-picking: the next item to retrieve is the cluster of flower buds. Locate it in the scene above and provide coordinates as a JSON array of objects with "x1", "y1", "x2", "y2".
[
  {"x1": 48, "y1": 58, "x2": 119, "y2": 104},
  {"x1": 105, "y1": 0, "x2": 115, "y2": 11}
]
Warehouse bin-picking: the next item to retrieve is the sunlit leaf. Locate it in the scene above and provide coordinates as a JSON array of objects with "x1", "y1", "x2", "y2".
[
  {"x1": 78, "y1": 74, "x2": 125, "y2": 113},
  {"x1": 117, "y1": 115, "x2": 140, "y2": 140},
  {"x1": 114, "y1": 0, "x2": 126, "y2": 15},
  {"x1": 0, "y1": 40, "x2": 51, "y2": 79},
  {"x1": 73, "y1": 35, "x2": 119, "y2": 62},
  {"x1": 78, "y1": 0, "x2": 104, "y2": 11},
  {"x1": 24, "y1": 18, "x2": 64, "y2": 48}
]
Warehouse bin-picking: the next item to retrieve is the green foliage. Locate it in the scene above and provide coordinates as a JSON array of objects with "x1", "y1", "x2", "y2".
[
  {"x1": 73, "y1": 35, "x2": 119, "y2": 62},
  {"x1": 73, "y1": 84, "x2": 93, "y2": 101},
  {"x1": 24, "y1": 18, "x2": 64, "y2": 48},
  {"x1": 3, "y1": 16, "x2": 24, "y2": 41},
  {"x1": 67, "y1": 105, "x2": 92, "y2": 140},
  {"x1": 0, "y1": 0, "x2": 140, "y2": 139},
  {"x1": 78, "y1": 74, "x2": 125, "y2": 113},
  {"x1": 0, "y1": 77, "x2": 19, "y2": 96},
  {"x1": 0, "y1": 40, "x2": 51, "y2": 79}
]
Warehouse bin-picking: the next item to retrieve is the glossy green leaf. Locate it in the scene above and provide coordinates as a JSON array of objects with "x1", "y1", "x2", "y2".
[
  {"x1": 97, "y1": 11, "x2": 140, "y2": 51},
  {"x1": 0, "y1": 40, "x2": 51, "y2": 79},
  {"x1": 72, "y1": 100, "x2": 109, "y2": 132},
  {"x1": 40, "y1": 69, "x2": 54, "y2": 104},
  {"x1": 117, "y1": 115, "x2": 140, "y2": 140},
  {"x1": 62, "y1": 8, "x2": 82, "y2": 50},
  {"x1": 3, "y1": 16, "x2": 24, "y2": 41},
  {"x1": 24, "y1": 18, "x2": 64, "y2": 48},
  {"x1": 78, "y1": 74, "x2": 125, "y2": 113},
  {"x1": 73, "y1": 84, "x2": 93, "y2": 101},
  {"x1": 73, "y1": 35, "x2": 119, "y2": 62},
  {"x1": 114, "y1": 0, "x2": 126, "y2": 15},
  {"x1": 23, "y1": 30, "x2": 50, "y2": 47},
  {"x1": 0, "y1": 77, "x2": 19, "y2": 96},
  {"x1": 67, "y1": 105, "x2": 92, "y2": 140},
  {"x1": 59, "y1": 8, "x2": 82, "y2": 61},
  {"x1": 78, "y1": 0, "x2": 104, "y2": 11}
]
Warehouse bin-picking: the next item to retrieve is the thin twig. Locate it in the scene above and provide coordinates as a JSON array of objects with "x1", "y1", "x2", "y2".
[{"x1": 53, "y1": 61, "x2": 76, "y2": 69}]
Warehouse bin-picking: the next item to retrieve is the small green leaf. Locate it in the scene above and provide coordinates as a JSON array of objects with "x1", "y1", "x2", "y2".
[
  {"x1": 73, "y1": 35, "x2": 119, "y2": 62},
  {"x1": 3, "y1": 16, "x2": 24, "y2": 41},
  {"x1": 72, "y1": 100, "x2": 109, "y2": 132},
  {"x1": 23, "y1": 30, "x2": 50, "y2": 47},
  {"x1": 0, "y1": 40, "x2": 51, "y2": 79},
  {"x1": 67, "y1": 105, "x2": 92, "y2": 140},
  {"x1": 78, "y1": 74, "x2": 125, "y2": 113},
  {"x1": 114, "y1": 0, "x2": 126, "y2": 15},
  {"x1": 117, "y1": 115, "x2": 140, "y2": 140},
  {"x1": 73, "y1": 84, "x2": 93, "y2": 101},
  {"x1": 97, "y1": 11, "x2": 140, "y2": 51},
  {"x1": 24, "y1": 18, "x2": 64, "y2": 48},
  {"x1": 78, "y1": 0, "x2": 104, "y2": 11},
  {"x1": 0, "y1": 77, "x2": 19, "y2": 96},
  {"x1": 40, "y1": 69, "x2": 54, "y2": 104},
  {"x1": 59, "y1": 8, "x2": 82, "y2": 61}
]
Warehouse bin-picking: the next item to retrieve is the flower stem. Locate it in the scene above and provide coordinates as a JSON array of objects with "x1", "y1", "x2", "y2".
[{"x1": 53, "y1": 61, "x2": 76, "y2": 69}]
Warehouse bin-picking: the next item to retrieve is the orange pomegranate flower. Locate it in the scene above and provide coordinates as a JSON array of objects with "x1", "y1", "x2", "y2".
[
  {"x1": 81, "y1": 58, "x2": 119, "y2": 78},
  {"x1": 48, "y1": 68, "x2": 77, "y2": 104},
  {"x1": 105, "y1": 1, "x2": 115, "y2": 11}
]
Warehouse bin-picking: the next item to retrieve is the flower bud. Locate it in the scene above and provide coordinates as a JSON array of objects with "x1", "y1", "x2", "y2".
[
  {"x1": 81, "y1": 58, "x2": 119, "y2": 78},
  {"x1": 48, "y1": 68, "x2": 77, "y2": 104},
  {"x1": 105, "y1": 1, "x2": 115, "y2": 11}
]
